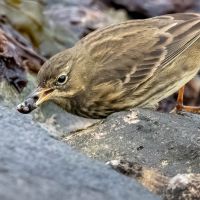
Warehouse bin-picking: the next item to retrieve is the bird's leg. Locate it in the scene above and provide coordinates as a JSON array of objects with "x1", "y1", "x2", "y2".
[
  {"x1": 176, "y1": 86, "x2": 185, "y2": 112},
  {"x1": 176, "y1": 86, "x2": 200, "y2": 114}
]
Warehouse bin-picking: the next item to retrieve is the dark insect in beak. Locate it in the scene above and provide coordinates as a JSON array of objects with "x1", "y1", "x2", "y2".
[
  {"x1": 16, "y1": 87, "x2": 53, "y2": 114},
  {"x1": 17, "y1": 94, "x2": 38, "y2": 114}
]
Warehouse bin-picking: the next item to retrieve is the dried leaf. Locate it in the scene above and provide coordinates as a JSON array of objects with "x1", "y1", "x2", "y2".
[
  {"x1": 0, "y1": 0, "x2": 81, "y2": 57},
  {"x1": 0, "y1": 0, "x2": 44, "y2": 47},
  {"x1": 0, "y1": 17, "x2": 45, "y2": 92}
]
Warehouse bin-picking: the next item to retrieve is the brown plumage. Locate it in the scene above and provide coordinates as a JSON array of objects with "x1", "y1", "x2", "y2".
[
  {"x1": 107, "y1": 160, "x2": 200, "y2": 200},
  {"x1": 17, "y1": 13, "x2": 200, "y2": 118}
]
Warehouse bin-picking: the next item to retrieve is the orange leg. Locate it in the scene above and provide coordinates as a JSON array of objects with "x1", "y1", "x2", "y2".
[{"x1": 176, "y1": 86, "x2": 200, "y2": 114}]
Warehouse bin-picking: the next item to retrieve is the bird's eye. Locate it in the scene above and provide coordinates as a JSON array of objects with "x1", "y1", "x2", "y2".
[{"x1": 57, "y1": 75, "x2": 67, "y2": 85}]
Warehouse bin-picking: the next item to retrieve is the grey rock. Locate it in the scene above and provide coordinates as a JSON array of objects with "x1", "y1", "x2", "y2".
[
  {"x1": 103, "y1": 0, "x2": 195, "y2": 17},
  {"x1": 64, "y1": 109, "x2": 200, "y2": 176},
  {"x1": 37, "y1": 102, "x2": 98, "y2": 137},
  {"x1": 43, "y1": 1, "x2": 127, "y2": 56},
  {"x1": 0, "y1": 104, "x2": 159, "y2": 200}
]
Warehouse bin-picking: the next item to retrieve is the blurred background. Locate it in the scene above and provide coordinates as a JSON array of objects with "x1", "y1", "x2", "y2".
[{"x1": 1, "y1": 0, "x2": 200, "y2": 132}]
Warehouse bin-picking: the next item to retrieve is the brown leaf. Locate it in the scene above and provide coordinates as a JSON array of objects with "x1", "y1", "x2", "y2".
[{"x1": 0, "y1": 17, "x2": 45, "y2": 93}]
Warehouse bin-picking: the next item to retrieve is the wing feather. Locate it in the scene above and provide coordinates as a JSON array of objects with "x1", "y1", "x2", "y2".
[{"x1": 80, "y1": 13, "x2": 200, "y2": 91}]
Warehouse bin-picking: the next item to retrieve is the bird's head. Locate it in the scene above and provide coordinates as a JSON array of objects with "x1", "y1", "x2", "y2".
[{"x1": 17, "y1": 48, "x2": 76, "y2": 114}]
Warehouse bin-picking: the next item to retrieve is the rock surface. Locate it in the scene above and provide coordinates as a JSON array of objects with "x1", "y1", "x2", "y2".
[
  {"x1": 0, "y1": 104, "x2": 159, "y2": 200},
  {"x1": 103, "y1": 0, "x2": 195, "y2": 17},
  {"x1": 63, "y1": 108, "x2": 200, "y2": 177}
]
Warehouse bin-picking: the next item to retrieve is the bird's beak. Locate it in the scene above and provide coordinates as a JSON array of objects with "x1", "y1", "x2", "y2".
[{"x1": 17, "y1": 87, "x2": 54, "y2": 114}]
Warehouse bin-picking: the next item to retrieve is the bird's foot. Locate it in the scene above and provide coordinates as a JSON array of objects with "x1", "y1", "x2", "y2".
[
  {"x1": 176, "y1": 104, "x2": 200, "y2": 114},
  {"x1": 175, "y1": 86, "x2": 200, "y2": 115}
]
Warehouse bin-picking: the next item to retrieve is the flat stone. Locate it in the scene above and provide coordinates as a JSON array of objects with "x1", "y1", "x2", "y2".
[
  {"x1": 0, "y1": 104, "x2": 159, "y2": 200},
  {"x1": 63, "y1": 109, "x2": 200, "y2": 176}
]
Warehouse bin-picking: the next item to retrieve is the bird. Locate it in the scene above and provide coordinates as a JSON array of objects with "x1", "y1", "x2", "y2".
[
  {"x1": 17, "y1": 12, "x2": 200, "y2": 119},
  {"x1": 107, "y1": 160, "x2": 200, "y2": 200}
]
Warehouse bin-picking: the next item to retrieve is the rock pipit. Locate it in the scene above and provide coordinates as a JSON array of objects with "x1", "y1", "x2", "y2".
[{"x1": 17, "y1": 13, "x2": 200, "y2": 118}]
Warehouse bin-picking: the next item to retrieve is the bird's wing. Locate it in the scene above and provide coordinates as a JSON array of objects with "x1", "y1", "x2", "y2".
[{"x1": 81, "y1": 13, "x2": 200, "y2": 89}]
